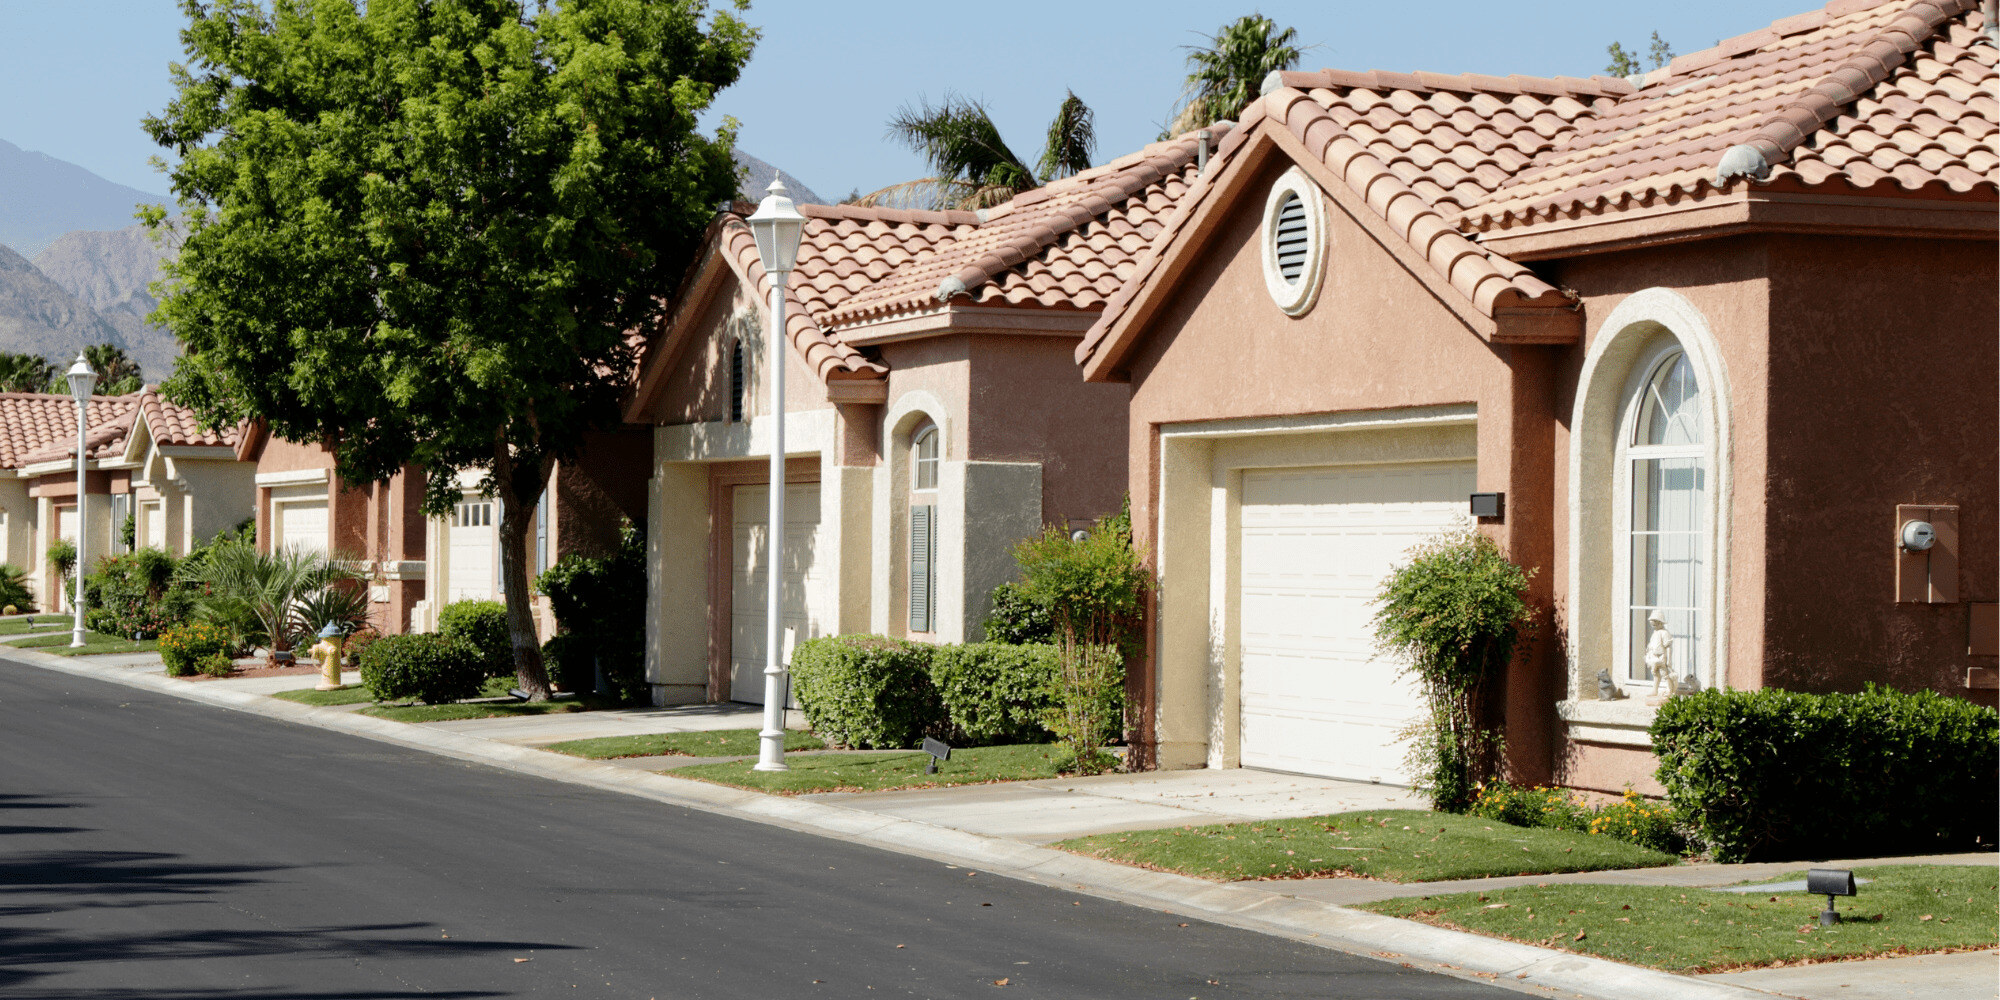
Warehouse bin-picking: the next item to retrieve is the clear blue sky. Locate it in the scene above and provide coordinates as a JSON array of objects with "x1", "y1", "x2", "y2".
[{"x1": 0, "y1": 0, "x2": 1817, "y2": 203}]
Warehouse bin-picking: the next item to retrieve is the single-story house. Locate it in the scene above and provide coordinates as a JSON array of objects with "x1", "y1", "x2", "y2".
[
  {"x1": 625, "y1": 134, "x2": 1209, "y2": 705},
  {"x1": 120, "y1": 387, "x2": 254, "y2": 555},
  {"x1": 1074, "y1": 0, "x2": 1995, "y2": 791}
]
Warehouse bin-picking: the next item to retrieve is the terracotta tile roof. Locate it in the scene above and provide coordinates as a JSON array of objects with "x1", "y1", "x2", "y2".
[
  {"x1": 818, "y1": 135, "x2": 1209, "y2": 328},
  {"x1": 134, "y1": 386, "x2": 240, "y2": 449},
  {"x1": 2, "y1": 393, "x2": 140, "y2": 466},
  {"x1": 1469, "y1": 0, "x2": 1996, "y2": 228}
]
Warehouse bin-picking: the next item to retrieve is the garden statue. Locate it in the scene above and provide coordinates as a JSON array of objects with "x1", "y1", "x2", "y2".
[
  {"x1": 1644, "y1": 610, "x2": 1674, "y2": 703},
  {"x1": 309, "y1": 621, "x2": 345, "y2": 691}
]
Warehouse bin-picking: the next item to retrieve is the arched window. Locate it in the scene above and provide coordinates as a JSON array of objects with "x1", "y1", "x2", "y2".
[
  {"x1": 1620, "y1": 348, "x2": 1706, "y2": 688},
  {"x1": 912, "y1": 424, "x2": 939, "y2": 492}
]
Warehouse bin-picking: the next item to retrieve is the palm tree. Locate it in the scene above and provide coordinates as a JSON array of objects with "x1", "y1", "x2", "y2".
[
  {"x1": 40, "y1": 344, "x2": 143, "y2": 396},
  {"x1": 0, "y1": 352, "x2": 57, "y2": 394},
  {"x1": 1164, "y1": 14, "x2": 1307, "y2": 138},
  {"x1": 861, "y1": 90, "x2": 1097, "y2": 211}
]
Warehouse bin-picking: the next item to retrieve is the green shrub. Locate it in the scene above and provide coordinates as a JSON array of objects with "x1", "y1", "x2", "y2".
[
  {"x1": 159, "y1": 621, "x2": 232, "y2": 677},
  {"x1": 85, "y1": 549, "x2": 187, "y2": 639},
  {"x1": 1469, "y1": 781, "x2": 1591, "y2": 832},
  {"x1": 1651, "y1": 685, "x2": 1999, "y2": 862},
  {"x1": 438, "y1": 600, "x2": 511, "y2": 677},
  {"x1": 195, "y1": 652, "x2": 234, "y2": 678},
  {"x1": 359, "y1": 633, "x2": 486, "y2": 705},
  {"x1": 1011, "y1": 500, "x2": 1146, "y2": 772},
  {"x1": 535, "y1": 519, "x2": 647, "y2": 703},
  {"x1": 1588, "y1": 789, "x2": 1687, "y2": 856},
  {"x1": 789, "y1": 634, "x2": 943, "y2": 749},
  {"x1": 0, "y1": 563, "x2": 34, "y2": 613},
  {"x1": 928, "y1": 642, "x2": 1060, "y2": 745},
  {"x1": 981, "y1": 582, "x2": 1054, "y2": 645},
  {"x1": 1371, "y1": 528, "x2": 1534, "y2": 813}
]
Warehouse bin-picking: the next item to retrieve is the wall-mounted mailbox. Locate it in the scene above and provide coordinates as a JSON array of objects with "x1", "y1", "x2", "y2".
[{"x1": 1469, "y1": 492, "x2": 1504, "y2": 519}]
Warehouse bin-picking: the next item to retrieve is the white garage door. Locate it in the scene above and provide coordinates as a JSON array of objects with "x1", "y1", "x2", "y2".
[
  {"x1": 1238, "y1": 460, "x2": 1476, "y2": 783},
  {"x1": 730, "y1": 482, "x2": 822, "y2": 704},
  {"x1": 278, "y1": 500, "x2": 328, "y2": 553},
  {"x1": 448, "y1": 497, "x2": 497, "y2": 601}
]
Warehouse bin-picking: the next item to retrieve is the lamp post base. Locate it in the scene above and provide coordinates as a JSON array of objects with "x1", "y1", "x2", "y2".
[{"x1": 69, "y1": 629, "x2": 86, "y2": 649}]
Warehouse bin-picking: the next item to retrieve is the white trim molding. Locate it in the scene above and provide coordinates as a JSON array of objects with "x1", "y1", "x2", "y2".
[
  {"x1": 1562, "y1": 287, "x2": 1734, "y2": 738},
  {"x1": 654, "y1": 408, "x2": 834, "y2": 464},
  {"x1": 254, "y1": 468, "x2": 331, "y2": 488}
]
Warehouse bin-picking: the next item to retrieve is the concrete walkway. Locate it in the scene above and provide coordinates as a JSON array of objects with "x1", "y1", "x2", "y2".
[{"x1": 13, "y1": 646, "x2": 1997, "y2": 1000}]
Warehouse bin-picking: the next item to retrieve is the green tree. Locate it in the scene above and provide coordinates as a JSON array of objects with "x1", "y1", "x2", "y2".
[
  {"x1": 1606, "y1": 31, "x2": 1674, "y2": 77},
  {"x1": 49, "y1": 344, "x2": 143, "y2": 395},
  {"x1": 1164, "y1": 14, "x2": 1305, "y2": 138},
  {"x1": 0, "y1": 352, "x2": 57, "y2": 394},
  {"x1": 145, "y1": 0, "x2": 757, "y2": 698},
  {"x1": 861, "y1": 90, "x2": 1096, "y2": 210}
]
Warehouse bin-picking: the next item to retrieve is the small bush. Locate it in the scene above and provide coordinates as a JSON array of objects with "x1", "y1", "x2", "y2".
[
  {"x1": 541, "y1": 633, "x2": 589, "y2": 692},
  {"x1": 195, "y1": 652, "x2": 234, "y2": 678},
  {"x1": 929, "y1": 643, "x2": 1060, "y2": 745},
  {"x1": 789, "y1": 634, "x2": 943, "y2": 749},
  {"x1": 981, "y1": 583, "x2": 1054, "y2": 645},
  {"x1": 342, "y1": 626, "x2": 381, "y2": 666},
  {"x1": 160, "y1": 621, "x2": 232, "y2": 678},
  {"x1": 359, "y1": 633, "x2": 486, "y2": 705},
  {"x1": 1588, "y1": 789, "x2": 1687, "y2": 856},
  {"x1": 1469, "y1": 781, "x2": 1591, "y2": 832},
  {"x1": 1652, "y1": 685, "x2": 1999, "y2": 862},
  {"x1": 536, "y1": 520, "x2": 647, "y2": 702},
  {"x1": 1043, "y1": 644, "x2": 1125, "y2": 774},
  {"x1": 438, "y1": 600, "x2": 512, "y2": 677},
  {"x1": 0, "y1": 563, "x2": 35, "y2": 614}
]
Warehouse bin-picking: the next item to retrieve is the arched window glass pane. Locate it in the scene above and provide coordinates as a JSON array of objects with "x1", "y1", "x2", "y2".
[
  {"x1": 913, "y1": 426, "x2": 939, "y2": 491},
  {"x1": 1636, "y1": 352, "x2": 1702, "y2": 446}
]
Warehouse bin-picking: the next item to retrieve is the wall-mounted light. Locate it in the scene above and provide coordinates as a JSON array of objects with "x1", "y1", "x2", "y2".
[{"x1": 1469, "y1": 492, "x2": 1504, "y2": 519}]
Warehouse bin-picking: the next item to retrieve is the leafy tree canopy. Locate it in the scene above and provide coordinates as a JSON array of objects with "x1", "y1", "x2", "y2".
[{"x1": 145, "y1": 0, "x2": 757, "y2": 696}]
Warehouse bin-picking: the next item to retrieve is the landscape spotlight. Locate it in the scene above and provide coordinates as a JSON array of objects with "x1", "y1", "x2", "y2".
[{"x1": 1806, "y1": 868, "x2": 1856, "y2": 926}]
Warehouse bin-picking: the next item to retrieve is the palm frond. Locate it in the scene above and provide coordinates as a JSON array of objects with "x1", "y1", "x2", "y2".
[
  {"x1": 887, "y1": 93, "x2": 1036, "y2": 196},
  {"x1": 1036, "y1": 91, "x2": 1096, "y2": 183},
  {"x1": 1165, "y1": 15, "x2": 1307, "y2": 137}
]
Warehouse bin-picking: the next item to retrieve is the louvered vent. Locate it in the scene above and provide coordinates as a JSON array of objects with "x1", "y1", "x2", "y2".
[
  {"x1": 729, "y1": 340, "x2": 746, "y2": 423},
  {"x1": 1273, "y1": 192, "x2": 1310, "y2": 284}
]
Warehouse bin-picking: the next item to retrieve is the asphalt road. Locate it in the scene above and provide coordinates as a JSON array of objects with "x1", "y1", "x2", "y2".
[{"x1": 0, "y1": 660, "x2": 1516, "y2": 1000}]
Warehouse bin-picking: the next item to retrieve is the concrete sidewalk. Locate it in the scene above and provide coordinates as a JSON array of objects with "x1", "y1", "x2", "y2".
[{"x1": 12, "y1": 646, "x2": 1996, "y2": 1000}]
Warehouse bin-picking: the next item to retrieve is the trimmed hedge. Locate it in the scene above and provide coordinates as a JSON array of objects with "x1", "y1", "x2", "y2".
[
  {"x1": 437, "y1": 600, "x2": 511, "y2": 677},
  {"x1": 930, "y1": 642, "x2": 1060, "y2": 745},
  {"x1": 789, "y1": 635, "x2": 943, "y2": 749},
  {"x1": 359, "y1": 633, "x2": 487, "y2": 705},
  {"x1": 1651, "y1": 686, "x2": 1999, "y2": 862}
]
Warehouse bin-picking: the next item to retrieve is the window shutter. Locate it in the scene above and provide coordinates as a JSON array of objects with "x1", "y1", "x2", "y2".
[
  {"x1": 730, "y1": 340, "x2": 746, "y2": 423},
  {"x1": 535, "y1": 489, "x2": 549, "y2": 577},
  {"x1": 493, "y1": 497, "x2": 504, "y2": 596},
  {"x1": 1274, "y1": 192, "x2": 1310, "y2": 284},
  {"x1": 909, "y1": 504, "x2": 935, "y2": 633}
]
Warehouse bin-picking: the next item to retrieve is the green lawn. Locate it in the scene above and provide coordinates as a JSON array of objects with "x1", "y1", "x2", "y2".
[
  {"x1": 272, "y1": 685, "x2": 377, "y2": 707},
  {"x1": 1056, "y1": 809, "x2": 1677, "y2": 883},
  {"x1": 543, "y1": 728, "x2": 826, "y2": 759},
  {"x1": 10, "y1": 630, "x2": 160, "y2": 656},
  {"x1": 0, "y1": 616, "x2": 67, "y2": 635},
  {"x1": 357, "y1": 696, "x2": 614, "y2": 723},
  {"x1": 671, "y1": 743, "x2": 1066, "y2": 794},
  {"x1": 1360, "y1": 864, "x2": 1999, "y2": 974}
]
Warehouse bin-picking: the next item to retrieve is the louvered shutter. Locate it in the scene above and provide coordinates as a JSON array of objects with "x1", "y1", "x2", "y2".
[
  {"x1": 1274, "y1": 192, "x2": 1310, "y2": 284},
  {"x1": 909, "y1": 504, "x2": 935, "y2": 633},
  {"x1": 534, "y1": 488, "x2": 549, "y2": 576},
  {"x1": 729, "y1": 341, "x2": 746, "y2": 422}
]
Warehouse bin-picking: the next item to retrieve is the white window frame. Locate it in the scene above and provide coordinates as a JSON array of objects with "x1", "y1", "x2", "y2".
[
  {"x1": 1611, "y1": 340, "x2": 1710, "y2": 693},
  {"x1": 912, "y1": 423, "x2": 940, "y2": 493}
]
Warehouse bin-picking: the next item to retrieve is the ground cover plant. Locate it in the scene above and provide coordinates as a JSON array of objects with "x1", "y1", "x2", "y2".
[
  {"x1": 1470, "y1": 782, "x2": 1687, "y2": 856},
  {"x1": 1056, "y1": 809, "x2": 1675, "y2": 883},
  {"x1": 671, "y1": 743, "x2": 1067, "y2": 795},
  {"x1": 543, "y1": 729, "x2": 826, "y2": 759},
  {"x1": 0, "y1": 616, "x2": 69, "y2": 636},
  {"x1": 1360, "y1": 864, "x2": 1998, "y2": 973}
]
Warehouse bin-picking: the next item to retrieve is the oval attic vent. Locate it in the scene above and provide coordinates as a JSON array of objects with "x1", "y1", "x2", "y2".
[{"x1": 1273, "y1": 192, "x2": 1310, "y2": 285}]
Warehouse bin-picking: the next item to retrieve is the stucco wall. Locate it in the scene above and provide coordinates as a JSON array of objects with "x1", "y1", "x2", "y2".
[
  {"x1": 555, "y1": 426, "x2": 652, "y2": 559},
  {"x1": 965, "y1": 333, "x2": 1129, "y2": 529},
  {"x1": 1761, "y1": 234, "x2": 1997, "y2": 698},
  {"x1": 649, "y1": 275, "x2": 832, "y2": 426}
]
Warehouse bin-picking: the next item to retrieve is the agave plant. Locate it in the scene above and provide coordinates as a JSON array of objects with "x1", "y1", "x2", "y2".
[{"x1": 178, "y1": 540, "x2": 358, "y2": 653}]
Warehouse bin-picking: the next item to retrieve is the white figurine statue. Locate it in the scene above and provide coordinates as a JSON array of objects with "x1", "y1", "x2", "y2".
[{"x1": 1644, "y1": 610, "x2": 1674, "y2": 699}]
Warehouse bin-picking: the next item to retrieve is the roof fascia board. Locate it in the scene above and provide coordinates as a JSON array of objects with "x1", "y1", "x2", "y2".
[
  {"x1": 121, "y1": 412, "x2": 152, "y2": 464},
  {"x1": 1083, "y1": 131, "x2": 1285, "y2": 382},
  {"x1": 1482, "y1": 191, "x2": 1998, "y2": 260},
  {"x1": 836, "y1": 305, "x2": 1099, "y2": 346},
  {"x1": 626, "y1": 241, "x2": 735, "y2": 422},
  {"x1": 254, "y1": 468, "x2": 330, "y2": 487},
  {"x1": 158, "y1": 445, "x2": 241, "y2": 460}
]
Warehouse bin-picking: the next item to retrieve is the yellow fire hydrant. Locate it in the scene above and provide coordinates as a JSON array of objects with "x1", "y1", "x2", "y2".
[{"x1": 310, "y1": 622, "x2": 345, "y2": 691}]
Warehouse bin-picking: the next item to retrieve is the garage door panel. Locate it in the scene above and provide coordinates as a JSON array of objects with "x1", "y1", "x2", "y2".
[
  {"x1": 730, "y1": 483, "x2": 822, "y2": 705},
  {"x1": 1238, "y1": 460, "x2": 1473, "y2": 783},
  {"x1": 279, "y1": 501, "x2": 328, "y2": 553}
]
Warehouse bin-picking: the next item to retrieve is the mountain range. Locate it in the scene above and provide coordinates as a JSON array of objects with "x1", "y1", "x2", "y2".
[{"x1": 0, "y1": 142, "x2": 823, "y2": 384}]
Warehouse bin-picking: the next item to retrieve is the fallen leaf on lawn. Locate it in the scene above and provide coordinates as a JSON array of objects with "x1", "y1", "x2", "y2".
[
  {"x1": 513, "y1": 958, "x2": 531, "y2": 963},
  {"x1": 1920, "y1": 914, "x2": 1934, "y2": 921},
  {"x1": 1485, "y1": 903, "x2": 1509, "y2": 909},
  {"x1": 992, "y1": 978, "x2": 1008, "y2": 986},
  {"x1": 1574, "y1": 931, "x2": 1587, "y2": 941},
  {"x1": 896, "y1": 945, "x2": 905, "y2": 949}
]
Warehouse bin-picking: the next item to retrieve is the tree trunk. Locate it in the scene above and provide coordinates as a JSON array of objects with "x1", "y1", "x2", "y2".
[{"x1": 494, "y1": 442, "x2": 554, "y2": 701}]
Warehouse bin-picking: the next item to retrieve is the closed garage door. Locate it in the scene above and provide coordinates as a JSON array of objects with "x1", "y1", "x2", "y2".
[
  {"x1": 448, "y1": 496, "x2": 497, "y2": 601},
  {"x1": 1238, "y1": 460, "x2": 1476, "y2": 782},
  {"x1": 730, "y1": 482, "x2": 822, "y2": 704},
  {"x1": 278, "y1": 500, "x2": 328, "y2": 553}
]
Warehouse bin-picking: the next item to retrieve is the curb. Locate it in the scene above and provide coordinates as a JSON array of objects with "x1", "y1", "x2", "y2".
[{"x1": 7, "y1": 648, "x2": 1771, "y2": 1000}]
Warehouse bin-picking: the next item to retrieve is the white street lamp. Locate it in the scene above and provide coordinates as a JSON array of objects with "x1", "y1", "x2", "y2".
[
  {"x1": 64, "y1": 353, "x2": 96, "y2": 649},
  {"x1": 745, "y1": 179, "x2": 806, "y2": 772}
]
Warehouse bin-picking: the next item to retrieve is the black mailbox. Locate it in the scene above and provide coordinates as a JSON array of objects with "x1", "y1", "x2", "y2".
[{"x1": 1808, "y1": 868, "x2": 1856, "y2": 925}]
